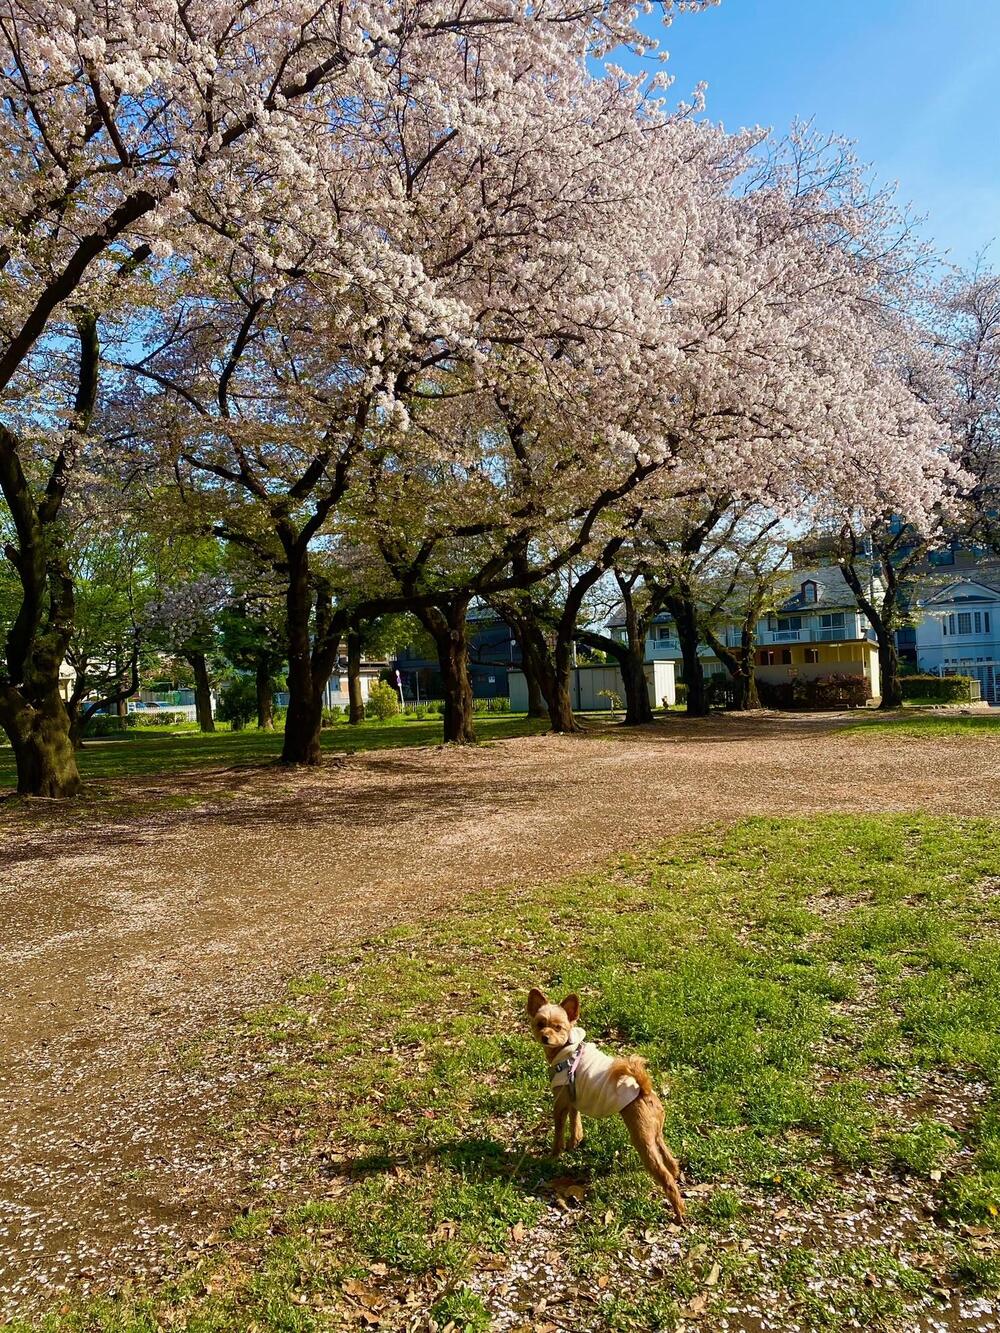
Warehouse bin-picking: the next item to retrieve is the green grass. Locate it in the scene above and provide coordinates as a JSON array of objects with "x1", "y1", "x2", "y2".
[
  {"x1": 845, "y1": 712, "x2": 1000, "y2": 737},
  {"x1": 11, "y1": 815, "x2": 1000, "y2": 1331},
  {"x1": 0, "y1": 714, "x2": 548, "y2": 788}
]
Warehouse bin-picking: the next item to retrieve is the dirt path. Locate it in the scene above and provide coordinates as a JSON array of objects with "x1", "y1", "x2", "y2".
[{"x1": 1, "y1": 714, "x2": 997, "y2": 1316}]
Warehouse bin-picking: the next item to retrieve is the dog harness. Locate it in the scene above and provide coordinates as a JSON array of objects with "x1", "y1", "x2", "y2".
[{"x1": 549, "y1": 1025, "x2": 643, "y2": 1119}]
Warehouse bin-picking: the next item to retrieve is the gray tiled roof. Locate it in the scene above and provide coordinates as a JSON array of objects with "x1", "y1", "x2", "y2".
[{"x1": 776, "y1": 566, "x2": 866, "y2": 612}]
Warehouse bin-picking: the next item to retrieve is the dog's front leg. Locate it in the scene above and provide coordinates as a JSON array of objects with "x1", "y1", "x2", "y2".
[
  {"x1": 553, "y1": 1089, "x2": 570, "y2": 1156},
  {"x1": 568, "y1": 1107, "x2": 584, "y2": 1150}
]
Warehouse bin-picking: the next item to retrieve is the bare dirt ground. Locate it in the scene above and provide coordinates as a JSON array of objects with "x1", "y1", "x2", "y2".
[{"x1": 1, "y1": 713, "x2": 997, "y2": 1318}]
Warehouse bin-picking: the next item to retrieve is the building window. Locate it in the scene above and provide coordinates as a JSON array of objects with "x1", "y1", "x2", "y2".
[
  {"x1": 819, "y1": 612, "x2": 845, "y2": 629},
  {"x1": 801, "y1": 580, "x2": 817, "y2": 603},
  {"x1": 775, "y1": 615, "x2": 802, "y2": 633},
  {"x1": 987, "y1": 612, "x2": 992, "y2": 633},
  {"x1": 948, "y1": 614, "x2": 956, "y2": 635},
  {"x1": 975, "y1": 612, "x2": 983, "y2": 633},
  {"x1": 958, "y1": 612, "x2": 972, "y2": 635},
  {"x1": 781, "y1": 648, "x2": 792, "y2": 665},
  {"x1": 805, "y1": 648, "x2": 819, "y2": 663},
  {"x1": 653, "y1": 625, "x2": 673, "y2": 643}
]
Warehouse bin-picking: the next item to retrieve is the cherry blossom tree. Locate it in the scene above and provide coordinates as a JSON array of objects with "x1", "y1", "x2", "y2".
[
  {"x1": 2, "y1": 0, "x2": 690, "y2": 791},
  {"x1": 930, "y1": 268, "x2": 1000, "y2": 551}
]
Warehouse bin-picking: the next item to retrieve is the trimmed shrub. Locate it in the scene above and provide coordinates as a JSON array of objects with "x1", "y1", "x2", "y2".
[
  {"x1": 472, "y1": 696, "x2": 511, "y2": 714},
  {"x1": 705, "y1": 672, "x2": 734, "y2": 710},
  {"x1": 321, "y1": 705, "x2": 343, "y2": 727},
  {"x1": 83, "y1": 713, "x2": 135, "y2": 737},
  {"x1": 900, "y1": 673, "x2": 974, "y2": 704},
  {"x1": 132, "y1": 710, "x2": 187, "y2": 726},
  {"x1": 674, "y1": 682, "x2": 688, "y2": 706},
  {"x1": 218, "y1": 676, "x2": 256, "y2": 730},
  {"x1": 366, "y1": 680, "x2": 400, "y2": 720},
  {"x1": 757, "y1": 673, "x2": 869, "y2": 711}
]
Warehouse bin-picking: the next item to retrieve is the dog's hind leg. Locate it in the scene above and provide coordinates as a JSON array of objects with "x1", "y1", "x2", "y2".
[
  {"x1": 622, "y1": 1097, "x2": 685, "y2": 1224},
  {"x1": 655, "y1": 1101, "x2": 681, "y2": 1181}
]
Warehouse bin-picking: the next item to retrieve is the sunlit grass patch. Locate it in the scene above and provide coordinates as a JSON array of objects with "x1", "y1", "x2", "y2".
[
  {"x1": 12, "y1": 814, "x2": 1000, "y2": 1331},
  {"x1": 844, "y1": 712, "x2": 1000, "y2": 738}
]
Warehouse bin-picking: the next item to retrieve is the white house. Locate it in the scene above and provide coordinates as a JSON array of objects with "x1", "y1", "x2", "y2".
[
  {"x1": 915, "y1": 576, "x2": 1000, "y2": 704},
  {"x1": 613, "y1": 566, "x2": 883, "y2": 700}
]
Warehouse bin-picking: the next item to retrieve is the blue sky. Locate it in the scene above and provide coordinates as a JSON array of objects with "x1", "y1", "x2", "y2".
[{"x1": 632, "y1": 0, "x2": 1000, "y2": 268}]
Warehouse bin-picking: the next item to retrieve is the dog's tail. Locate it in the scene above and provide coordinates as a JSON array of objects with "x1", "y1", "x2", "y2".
[{"x1": 609, "y1": 1055, "x2": 653, "y2": 1097}]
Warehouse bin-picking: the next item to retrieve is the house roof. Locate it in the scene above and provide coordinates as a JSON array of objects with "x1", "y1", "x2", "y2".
[
  {"x1": 606, "y1": 565, "x2": 869, "y2": 629},
  {"x1": 775, "y1": 565, "x2": 870, "y2": 613},
  {"x1": 920, "y1": 574, "x2": 1000, "y2": 606}
]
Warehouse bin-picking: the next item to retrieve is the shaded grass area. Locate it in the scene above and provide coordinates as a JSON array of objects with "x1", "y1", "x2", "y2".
[
  {"x1": 844, "y1": 712, "x2": 1000, "y2": 738},
  {"x1": 13, "y1": 815, "x2": 1000, "y2": 1331},
  {"x1": 0, "y1": 714, "x2": 547, "y2": 788}
]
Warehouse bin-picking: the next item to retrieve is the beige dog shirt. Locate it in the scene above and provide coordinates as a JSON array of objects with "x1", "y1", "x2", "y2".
[{"x1": 550, "y1": 1025, "x2": 642, "y2": 1118}]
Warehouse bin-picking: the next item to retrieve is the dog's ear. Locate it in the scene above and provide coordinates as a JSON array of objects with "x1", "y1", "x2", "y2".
[
  {"x1": 526, "y1": 987, "x2": 547, "y2": 1017},
  {"x1": 560, "y1": 993, "x2": 580, "y2": 1023}
]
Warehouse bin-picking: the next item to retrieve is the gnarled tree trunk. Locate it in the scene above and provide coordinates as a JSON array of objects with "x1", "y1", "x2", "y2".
[
  {"x1": 702, "y1": 625, "x2": 761, "y2": 711},
  {"x1": 0, "y1": 316, "x2": 96, "y2": 797},
  {"x1": 2, "y1": 685, "x2": 81, "y2": 797},
  {"x1": 418, "y1": 598, "x2": 476, "y2": 743}
]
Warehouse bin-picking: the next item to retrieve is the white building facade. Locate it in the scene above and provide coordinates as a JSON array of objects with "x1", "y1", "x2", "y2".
[{"x1": 915, "y1": 577, "x2": 1000, "y2": 704}]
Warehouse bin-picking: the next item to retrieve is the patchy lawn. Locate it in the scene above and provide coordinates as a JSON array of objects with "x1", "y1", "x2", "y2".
[
  {"x1": 844, "y1": 713, "x2": 1000, "y2": 739},
  {"x1": 0, "y1": 714, "x2": 547, "y2": 788},
  {"x1": 14, "y1": 814, "x2": 1000, "y2": 1332}
]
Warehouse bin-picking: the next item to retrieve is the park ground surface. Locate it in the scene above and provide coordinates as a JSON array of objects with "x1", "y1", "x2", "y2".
[{"x1": 2, "y1": 710, "x2": 1000, "y2": 1331}]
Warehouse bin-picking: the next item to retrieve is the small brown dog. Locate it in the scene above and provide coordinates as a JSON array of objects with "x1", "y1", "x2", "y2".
[{"x1": 526, "y1": 988, "x2": 685, "y2": 1222}]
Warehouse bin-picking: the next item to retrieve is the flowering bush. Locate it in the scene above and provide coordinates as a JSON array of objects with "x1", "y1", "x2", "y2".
[{"x1": 366, "y1": 681, "x2": 400, "y2": 721}]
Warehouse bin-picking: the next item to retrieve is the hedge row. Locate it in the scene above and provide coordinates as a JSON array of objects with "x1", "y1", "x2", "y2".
[{"x1": 900, "y1": 674, "x2": 974, "y2": 703}]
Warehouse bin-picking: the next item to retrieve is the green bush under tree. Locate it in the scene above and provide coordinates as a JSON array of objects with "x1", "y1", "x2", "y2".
[{"x1": 900, "y1": 674, "x2": 975, "y2": 703}]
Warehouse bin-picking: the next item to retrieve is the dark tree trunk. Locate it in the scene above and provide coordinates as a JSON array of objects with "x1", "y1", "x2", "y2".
[
  {"x1": 418, "y1": 599, "x2": 476, "y2": 743},
  {"x1": 617, "y1": 585, "x2": 654, "y2": 725},
  {"x1": 502, "y1": 607, "x2": 554, "y2": 719},
  {"x1": 68, "y1": 704, "x2": 84, "y2": 749},
  {"x1": 186, "y1": 652, "x2": 215, "y2": 732},
  {"x1": 255, "y1": 657, "x2": 275, "y2": 730},
  {"x1": 878, "y1": 635, "x2": 903, "y2": 710},
  {"x1": 520, "y1": 647, "x2": 548, "y2": 718},
  {"x1": 666, "y1": 595, "x2": 708, "y2": 716},
  {"x1": 703, "y1": 624, "x2": 761, "y2": 712},
  {"x1": 2, "y1": 687, "x2": 81, "y2": 798},
  {"x1": 347, "y1": 631, "x2": 365, "y2": 724},
  {"x1": 619, "y1": 647, "x2": 652, "y2": 724},
  {"x1": 576, "y1": 629, "x2": 652, "y2": 726},
  {"x1": 549, "y1": 630, "x2": 582, "y2": 733},
  {"x1": 838, "y1": 553, "x2": 899, "y2": 711},
  {"x1": 281, "y1": 557, "x2": 323, "y2": 764}
]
